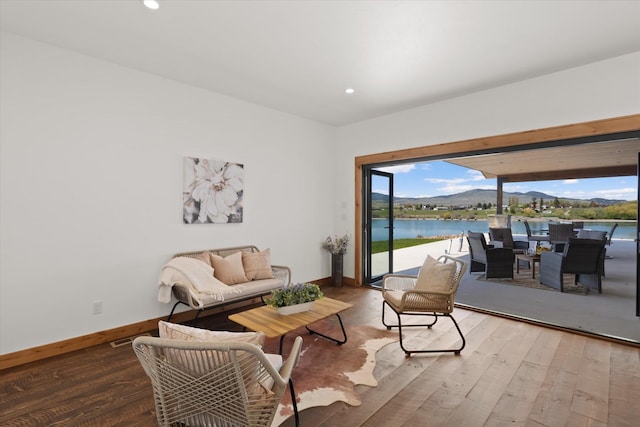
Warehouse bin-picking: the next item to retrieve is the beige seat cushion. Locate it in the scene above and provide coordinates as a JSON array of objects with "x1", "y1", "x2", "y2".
[
  {"x1": 210, "y1": 251, "x2": 249, "y2": 284},
  {"x1": 242, "y1": 249, "x2": 275, "y2": 280},
  {"x1": 415, "y1": 255, "x2": 456, "y2": 293}
]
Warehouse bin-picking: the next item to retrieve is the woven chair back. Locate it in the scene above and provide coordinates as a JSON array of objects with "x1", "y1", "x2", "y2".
[
  {"x1": 466, "y1": 231, "x2": 488, "y2": 264},
  {"x1": 489, "y1": 227, "x2": 515, "y2": 248},
  {"x1": 133, "y1": 337, "x2": 290, "y2": 427},
  {"x1": 548, "y1": 223, "x2": 575, "y2": 244},
  {"x1": 561, "y1": 238, "x2": 605, "y2": 274}
]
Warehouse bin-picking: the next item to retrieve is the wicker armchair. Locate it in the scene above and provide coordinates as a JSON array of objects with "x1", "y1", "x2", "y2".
[
  {"x1": 133, "y1": 335, "x2": 303, "y2": 427},
  {"x1": 577, "y1": 229, "x2": 607, "y2": 276},
  {"x1": 381, "y1": 255, "x2": 467, "y2": 356},
  {"x1": 489, "y1": 227, "x2": 529, "y2": 252},
  {"x1": 548, "y1": 223, "x2": 575, "y2": 252},
  {"x1": 539, "y1": 238, "x2": 606, "y2": 293},
  {"x1": 466, "y1": 231, "x2": 515, "y2": 278}
]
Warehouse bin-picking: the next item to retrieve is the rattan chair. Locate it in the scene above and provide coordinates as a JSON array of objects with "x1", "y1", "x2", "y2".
[
  {"x1": 548, "y1": 223, "x2": 575, "y2": 252},
  {"x1": 133, "y1": 335, "x2": 303, "y2": 427},
  {"x1": 523, "y1": 220, "x2": 549, "y2": 244},
  {"x1": 577, "y1": 229, "x2": 608, "y2": 276},
  {"x1": 539, "y1": 238, "x2": 606, "y2": 293},
  {"x1": 605, "y1": 223, "x2": 619, "y2": 259},
  {"x1": 467, "y1": 231, "x2": 515, "y2": 278},
  {"x1": 489, "y1": 227, "x2": 529, "y2": 253},
  {"x1": 572, "y1": 221, "x2": 584, "y2": 231},
  {"x1": 381, "y1": 255, "x2": 468, "y2": 357}
]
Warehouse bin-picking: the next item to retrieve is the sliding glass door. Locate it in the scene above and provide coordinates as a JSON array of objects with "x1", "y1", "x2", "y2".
[{"x1": 363, "y1": 169, "x2": 393, "y2": 284}]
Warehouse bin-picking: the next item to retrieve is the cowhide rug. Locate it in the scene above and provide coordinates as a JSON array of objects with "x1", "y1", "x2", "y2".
[{"x1": 263, "y1": 321, "x2": 397, "y2": 426}]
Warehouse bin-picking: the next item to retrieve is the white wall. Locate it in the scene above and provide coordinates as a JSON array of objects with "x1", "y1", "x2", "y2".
[
  {"x1": 2, "y1": 31, "x2": 638, "y2": 355},
  {"x1": 334, "y1": 52, "x2": 640, "y2": 277},
  {"x1": 0, "y1": 32, "x2": 336, "y2": 354}
]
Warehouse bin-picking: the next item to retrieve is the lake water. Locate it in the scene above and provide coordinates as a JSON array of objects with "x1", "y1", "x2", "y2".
[{"x1": 371, "y1": 219, "x2": 637, "y2": 241}]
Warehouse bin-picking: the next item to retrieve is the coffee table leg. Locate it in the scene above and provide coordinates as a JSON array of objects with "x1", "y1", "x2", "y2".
[
  {"x1": 279, "y1": 335, "x2": 286, "y2": 354},
  {"x1": 305, "y1": 313, "x2": 348, "y2": 345}
]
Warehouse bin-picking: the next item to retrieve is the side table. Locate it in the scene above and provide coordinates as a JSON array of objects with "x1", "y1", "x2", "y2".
[{"x1": 515, "y1": 253, "x2": 541, "y2": 279}]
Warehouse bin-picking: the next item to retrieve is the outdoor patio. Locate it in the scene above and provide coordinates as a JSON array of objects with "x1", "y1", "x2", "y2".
[{"x1": 379, "y1": 236, "x2": 639, "y2": 344}]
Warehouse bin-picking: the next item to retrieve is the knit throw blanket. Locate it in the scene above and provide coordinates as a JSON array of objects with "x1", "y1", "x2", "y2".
[{"x1": 157, "y1": 256, "x2": 244, "y2": 305}]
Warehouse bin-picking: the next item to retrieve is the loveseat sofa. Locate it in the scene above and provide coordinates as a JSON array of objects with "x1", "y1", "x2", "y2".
[{"x1": 158, "y1": 245, "x2": 290, "y2": 325}]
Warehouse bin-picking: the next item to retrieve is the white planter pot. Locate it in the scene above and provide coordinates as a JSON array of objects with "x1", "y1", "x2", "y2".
[{"x1": 276, "y1": 301, "x2": 315, "y2": 315}]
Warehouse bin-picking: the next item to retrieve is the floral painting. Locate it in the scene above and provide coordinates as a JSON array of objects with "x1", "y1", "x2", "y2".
[{"x1": 183, "y1": 157, "x2": 244, "y2": 224}]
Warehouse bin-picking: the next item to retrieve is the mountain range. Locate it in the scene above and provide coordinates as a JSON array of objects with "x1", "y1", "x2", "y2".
[{"x1": 373, "y1": 189, "x2": 626, "y2": 207}]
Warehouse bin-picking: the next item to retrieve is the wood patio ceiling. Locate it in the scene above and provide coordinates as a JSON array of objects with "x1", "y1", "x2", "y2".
[{"x1": 445, "y1": 138, "x2": 639, "y2": 183}]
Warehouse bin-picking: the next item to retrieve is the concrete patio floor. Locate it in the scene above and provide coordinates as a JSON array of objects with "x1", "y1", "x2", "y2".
[{"x1": 374, "y1": 237, "x2": 639, "y2": 344}]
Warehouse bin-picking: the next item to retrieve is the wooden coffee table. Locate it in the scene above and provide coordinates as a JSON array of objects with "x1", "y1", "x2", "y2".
[
  {"x1": 515, "y1": 253, "x2": 541, "y2": 279},
  {"x1": 229, "y1": 297, "x2": 353, "y2": 353}
]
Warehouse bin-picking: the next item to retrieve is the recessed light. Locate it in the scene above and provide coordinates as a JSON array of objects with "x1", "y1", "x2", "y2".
[
  {"x1": 144, "y1": 0, "x2": 159, "y2": 10},
  {"x1": 345, "y1": 88, "x2": 355, "y2": 94}
]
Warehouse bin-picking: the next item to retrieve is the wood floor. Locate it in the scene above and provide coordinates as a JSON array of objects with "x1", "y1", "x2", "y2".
[{"x1": 1, "y1": 286, "x2": 638, "y2": 426}]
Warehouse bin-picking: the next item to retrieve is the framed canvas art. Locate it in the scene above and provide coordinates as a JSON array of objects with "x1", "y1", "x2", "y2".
[{"x1": 183, "y1": 157, "x2": 244, "y2": 224}]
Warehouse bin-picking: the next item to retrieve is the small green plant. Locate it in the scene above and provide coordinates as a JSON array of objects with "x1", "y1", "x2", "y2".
[{"x1": 266, "y1": 282, "x2": 324, "y2": 308}]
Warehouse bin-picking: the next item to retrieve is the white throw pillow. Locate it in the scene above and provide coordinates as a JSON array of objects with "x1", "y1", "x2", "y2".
[
  {"x1": 158, "y1": 320, "x2": 265, "y2": 347},
  {"x1": 415, "y1": 255, "x2": 456, "y2": 293}
]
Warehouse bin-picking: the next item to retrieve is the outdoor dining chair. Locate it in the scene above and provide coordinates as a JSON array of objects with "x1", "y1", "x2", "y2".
[
  {"x1": 605, "y1": 223, "x2": 619, "y2": 259},
  {"x1": 489, "y1": 227, "x2": 529, "y2": 253},
  {"x1": 548, "y1": 223, "x2": 575, "y2": 252},
  {"x1": 523, "y1": 220, "x2": 549, "y2": 244}
]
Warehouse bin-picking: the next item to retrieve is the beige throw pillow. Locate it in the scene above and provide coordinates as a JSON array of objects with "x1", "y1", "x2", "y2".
[
  {"x1": 242, "y1": 249, "x2": 275, "y2": 281},
  {"x1": 210, "y1": 251, "x2": 249, "y2": 284},
  {"x1": 158, "y1": 321, "x2": 265, "y2": 347},
  {"x1": 192, "y1": 251, "x2": 212, "y2": 267},
  {"x1": 415, "y1": 255, "x2": 456, "y2": 293}
]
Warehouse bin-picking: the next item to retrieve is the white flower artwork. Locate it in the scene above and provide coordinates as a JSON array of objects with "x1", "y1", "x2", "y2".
[{"x1": 183, "y1": 157, "x2": 244, "y2": 224}]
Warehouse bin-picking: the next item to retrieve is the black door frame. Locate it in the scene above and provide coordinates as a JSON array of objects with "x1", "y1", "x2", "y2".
[{"x1": 362, "y1": 168, "x2": 394, "y2": 284}]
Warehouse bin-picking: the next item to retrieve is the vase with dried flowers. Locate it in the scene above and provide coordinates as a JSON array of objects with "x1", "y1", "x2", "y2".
[{"x1": 322, "y1": 234, "x2": 350, "y2": 287}]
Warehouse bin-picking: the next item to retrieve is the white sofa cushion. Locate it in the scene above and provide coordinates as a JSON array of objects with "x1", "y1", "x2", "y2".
[{"x1": 194, "y1": 278, "x2": 283, "y2": 306}]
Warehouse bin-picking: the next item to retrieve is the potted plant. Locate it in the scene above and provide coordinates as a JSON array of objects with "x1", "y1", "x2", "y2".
[
  {"x1": 267, "y1": 282, "x2": 324, "y2": 315},
  {"x1": 322, "y1": 234, "x2": 350, "y2": 287}
]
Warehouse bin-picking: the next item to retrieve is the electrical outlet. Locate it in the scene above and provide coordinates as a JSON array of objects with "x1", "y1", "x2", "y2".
[{"x1": 92, "y1": 300, "x2": 102, "y2": 315}]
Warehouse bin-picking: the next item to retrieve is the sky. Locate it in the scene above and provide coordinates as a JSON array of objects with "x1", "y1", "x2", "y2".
[{"x1": 376, "y1": 161, "x2": 638, "y2": 202}]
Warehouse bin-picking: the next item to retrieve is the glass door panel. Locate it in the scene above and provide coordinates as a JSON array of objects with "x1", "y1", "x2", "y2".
[{"x1": 363, "y1": 169, "x2": 393, "y2": 284}]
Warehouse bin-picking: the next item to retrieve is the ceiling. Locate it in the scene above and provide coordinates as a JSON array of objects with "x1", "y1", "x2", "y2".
[
  {"x1": 446, "y1": 138, "x2": 640, "y2": 182},
  {"x1": 1, "y1": 0, "x2": 639, "y2": 126}
]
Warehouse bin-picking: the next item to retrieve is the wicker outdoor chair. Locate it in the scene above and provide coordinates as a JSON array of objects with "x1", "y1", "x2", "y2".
[
  {"x1": 523, "y1": 220, "x2": 549, "y2": 244},
  {"x1": 539, "y1": 237, "x2": 606, "y2": 293},
  {"x1": 489, "y1": 227, "x2": 529, "y2": 253},
  {"x1": 381, "y1": 255, "x2": 467, "y2": 357},
  {"x1": 548, "y1": 223, "x2": 575, "y2": 252},
  {"x1": 605, "y1": 223, "x2": 619, "y2": 259},
  {"x1": 133, "y1": 335, "x2": 303, "y2": 427},
  {"x1": 577, "y1": 229, "x2": 608, "y2": 276},
  {"x1": 466, "y1": 231, "x2": 515, "y2": 278}
]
